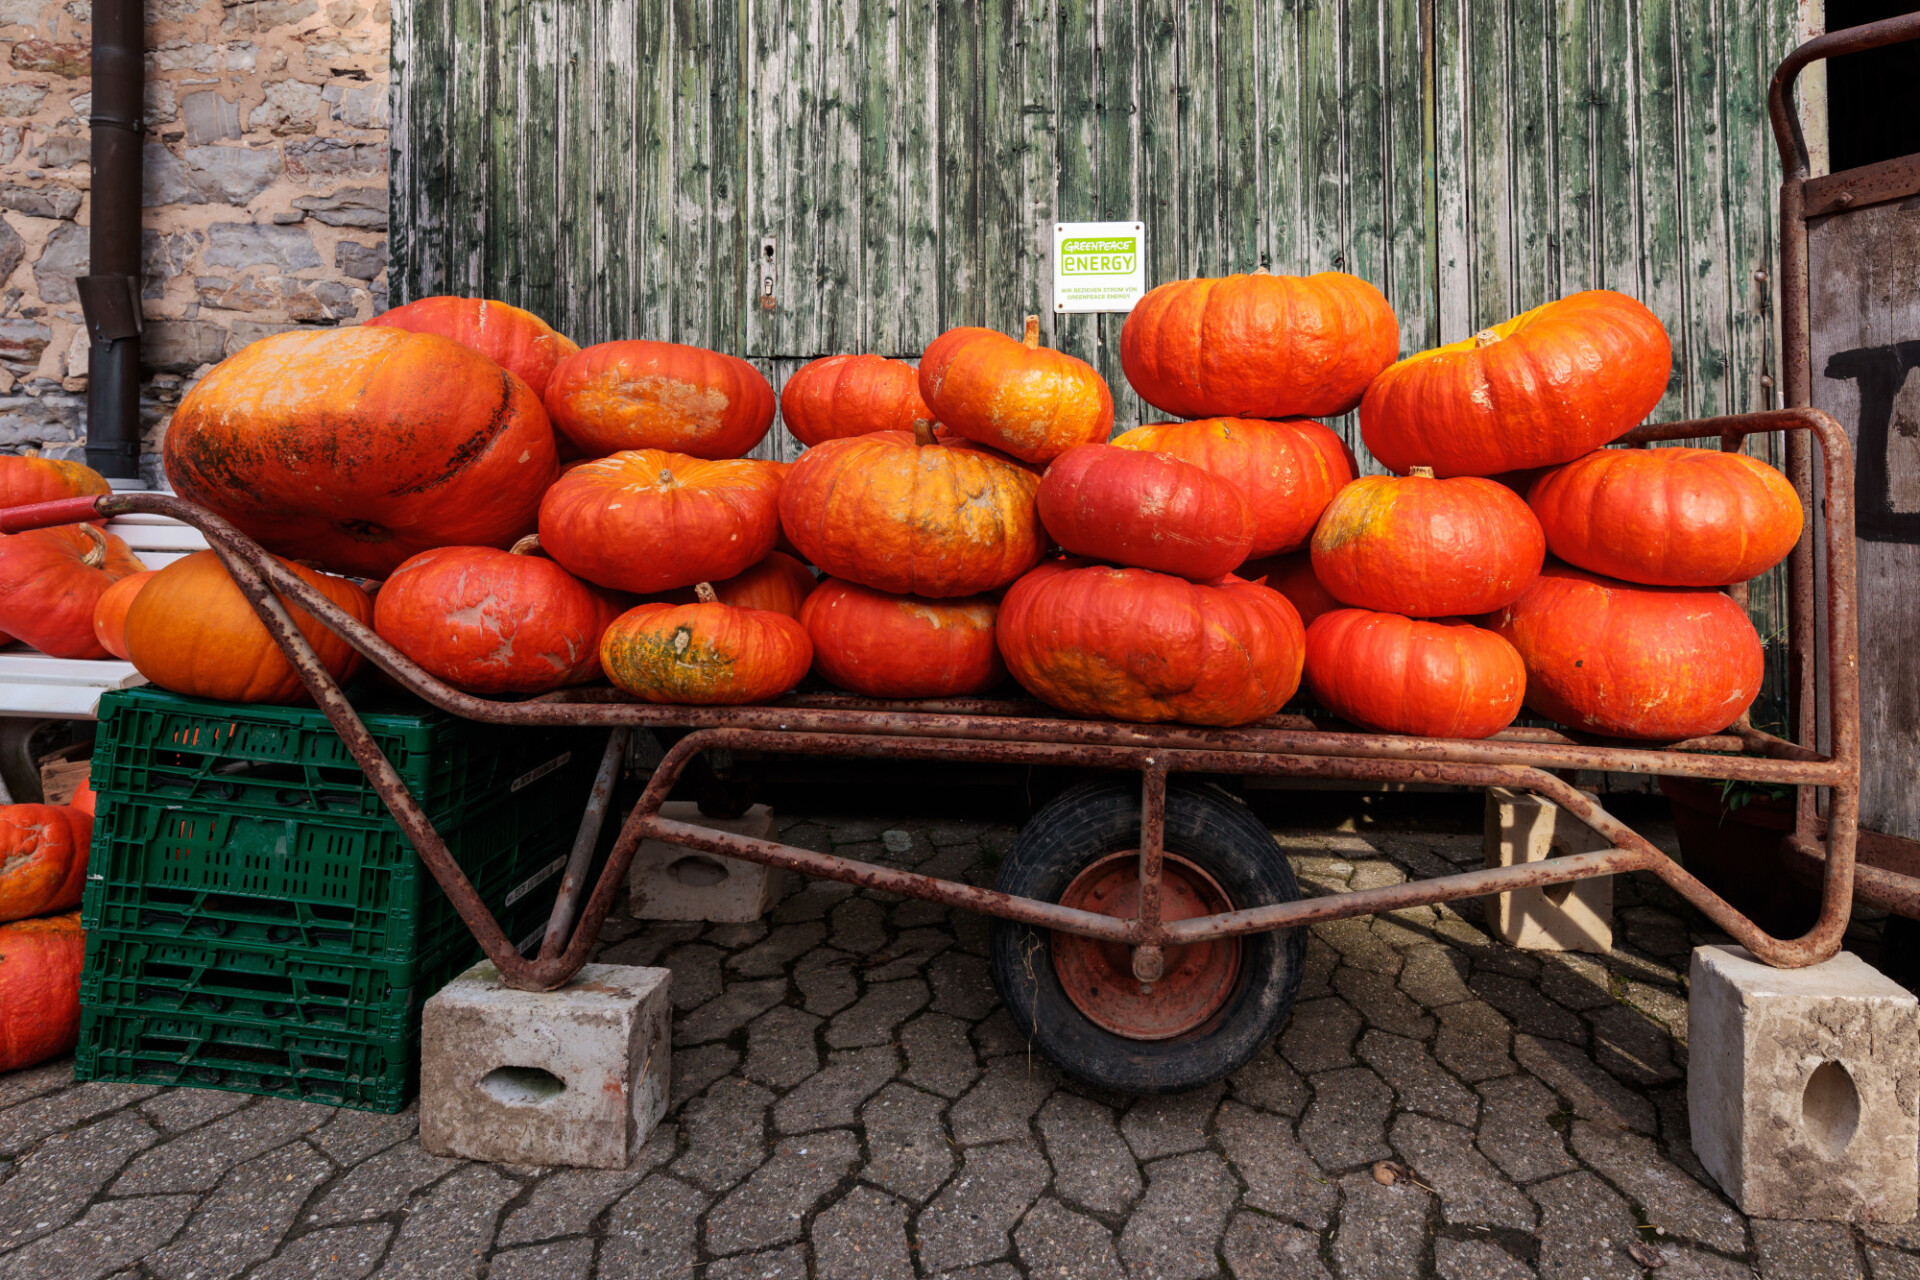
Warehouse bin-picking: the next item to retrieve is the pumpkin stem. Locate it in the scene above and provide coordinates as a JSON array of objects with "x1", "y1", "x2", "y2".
[
  {"x1": 76, "y1": 522, "x2": 107, "y2": 569},
  {"x1": 1252, "y1": 265, "x2": 1270, "y2": 276},
  {"x1": 694, "y1": 582, "x2": 719, "y2": 604},
  {"x1": 912, "y1": 418, "x2": 938, "y2": 447},
  {"x1": 1473, "y1": 328, "x2": 1502, "y2": 348},
  {"x1": 1409, "y1": 466, "x2": 1435, "y2": 479},
  {"x1": 1022, "y1": 315, "x2": 1040, "y2": 349},
  {"x1": 658, "y1": 468, "x2": 677, "y2": 487},
  {"x1": 509, "y1": 534, "x2": 544, "y2": 557}
]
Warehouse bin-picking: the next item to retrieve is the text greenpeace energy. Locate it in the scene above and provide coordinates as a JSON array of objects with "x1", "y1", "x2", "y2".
[{"x1": 1060, "y1": 237, "x2": 1137, "y2": 276}]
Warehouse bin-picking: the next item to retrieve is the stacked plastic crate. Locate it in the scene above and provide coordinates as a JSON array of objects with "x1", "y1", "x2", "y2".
[{"x1": 74, "y1": 686, "x2": 610, "y2": 1111}]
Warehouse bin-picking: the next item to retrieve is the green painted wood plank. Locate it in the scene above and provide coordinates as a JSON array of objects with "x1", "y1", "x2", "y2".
[
  {"x1": 1219, "y1": 0, "x2": 1260, "y2": 277},
  {"x1": 518, "y1": 0, "x2": 561, "y2": 326},
  {"x1": 893, "y1": 0, "x2": 940, "y2": 356},
  {"x1": 1465, "y1": 0, "x2": 1513, "y2": 327},
  {"x1": 1553, "y1": 0, "x2": 1595, "y2": 294},
  {"x1": 589, "y1": 0, "x2": 634, "y2": 342},
  {"x1": 447, "y1": 0, "x2": 489, "y2": 296},
  {"x1": 937, "y1": 1, "x2": 981, "y2": 329},
  {"x1": 1178, "y1": 0, "x2": 1220, "y2": 278},
  {"x1": 1138, "y1": 0, "x2": 1179, "y2": 290},
  {"x1": 1592, "y1": 0, "x2": 1641, "y2": 307},
  {"x1": 672, "y1": 0, "x2": 715, "y2": 345},
  {"x1": 744, "y1": 0, "x2": 790, "y2": 358},
  {"x1": 1256, "y1": 0, "x2": 1301, "y2": 274},
  {"x1": 1052, "y1": 0, "x2": 1100, "y2": 364},
  {"x1": 1382, "y1": 0, "x2": 1426, "y2": 352},
  {"x1": 1344, "y1": 0, "x2": 1386, "y2": 291},
  {"x1": 1508, "y1": 0, "x2": 1556, "y2": 312},
  {"x1": 1677, "y1": 0, "x2": 1733, "y2": 421},
  {"x1": 552, "y1": 0, "x2": 598, "y2": 341},
  {"x1": 387, "y1": 0, "x2": 417, "y2": 302},
  {"x1": 1722, "y1": 0, "x2": 1777, "y2": 420},
  {"x1": 1094, "y1": 0, "x2": 1142, "y2": 426},
  {"x1": 401, "y1": 0, "x2": 455, "y2": 301},
  {"x1": 708, "y1": 0, "x2": 745, "y2": 352},
  {"x1": 813, "y1": 0, "x2": 862, "y2": 354},
  {"x1": 1021, "y1": 0, "x2": 1059, "y2": 338},
  {"x1": 482, "y1": 0, "x2": 519, "y2": 304},
  {"x1": 1634, "y1": 0, "x2": 1687, "y2": 420},
  {"x1": 977, "y1": 0, "x2": 1021, "y2": 333},
  {"x1": 860, "y1": 0, "x2": 903, "y2": 354},
  {"x1": 1302, "y1": 0, "x2": 1344, "y2": 275},
  {"x1": 1432, "y1": 0, "x2": 1471, "y2": 339}
]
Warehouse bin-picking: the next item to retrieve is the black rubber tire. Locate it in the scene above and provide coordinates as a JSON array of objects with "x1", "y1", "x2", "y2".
[{"x1": 988, "y1": 777, "x2": 1306, "y2": 1094}]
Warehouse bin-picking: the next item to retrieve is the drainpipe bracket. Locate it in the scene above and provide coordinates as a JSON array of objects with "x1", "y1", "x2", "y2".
[{"x1": 77, "y1": 275, "x2": 142, "y2": 344}]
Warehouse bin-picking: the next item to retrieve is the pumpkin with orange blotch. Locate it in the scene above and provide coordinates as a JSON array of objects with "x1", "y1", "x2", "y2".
[
  {"x1": 1037, "y1": 444, "x2": 1255, "y2": 581},
  {"x1": 0, "y1": 524, "x2": 144, "y2": 659},
  {"x1": 0, "y1": 911, "x2": 84, "y2": 1072},
  {"x1": 1112, "y1": 417, "x2": 1354, "y2": 557},
  {"x1": 1239, "y1": 551, "x2": 1342, "y2": 628},
  {"x1": 366, "y1": 296, "x2": 580, "y2": 398},
  {"x1": 780, "y1": 354, "x2": 932, "y2": 447},
  {"x1": 599, "y1": 587, "x2": 812, "y2": 705},
  {"x1": 996, "y1": 560, "x2": 1305, "y2": 727},
  {"x1": 0, "y1": 456, "x2": 109, "y2": 520},
  {"x1": 654, "y1": 552, "x2": 816, "y2": 618},
  {"x1": 544, "y1": 339, "x2": 775, "y2": 460},
  {"x1": 800, "y1": 578, "x2": 1003, "y2": 698},
  {"x1": 1305, "y1": 610, "x2": 1526, "y2": 740},
  {"x1": 0, "y1": 804, "x2": 91, "y2": 923},
  {"x1": 91, "y1": 568, "x2": 155, "y2": 660},
  {"x1": 918, "y1": 318, "x2": 1114, "y2": 464}
]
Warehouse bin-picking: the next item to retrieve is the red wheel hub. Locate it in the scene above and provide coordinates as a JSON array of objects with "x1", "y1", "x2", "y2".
[{"x1": 1052, "y1": 851, "x2": 1241, "y2": 1041}]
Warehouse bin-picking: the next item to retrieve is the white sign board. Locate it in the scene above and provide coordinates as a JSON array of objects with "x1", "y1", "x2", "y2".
[{"x1": 1052, "y1": 221, "x2": 1146, "y2": 313}]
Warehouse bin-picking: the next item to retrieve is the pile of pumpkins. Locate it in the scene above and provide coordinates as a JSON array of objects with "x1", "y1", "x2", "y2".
[
  {"x1": 0, "y1": 793, "x2": 93, "y2": 1072},
  {"x1": 0, "y1": 272, "x2": 1798, "y2": 747}
]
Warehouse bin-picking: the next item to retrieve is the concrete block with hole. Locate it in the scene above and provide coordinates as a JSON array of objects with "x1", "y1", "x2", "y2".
[
  {"x1": 1689, "y1": 944, "x2": 1920, "y2": 1221},
  {"x1": 629, "y1": 802, "x2": 789, "y2": 923},
  {"x1": 1483, "y1": 787, "x2": 1614, "y2": 953},
  {"x1": 419, "y1": 961, "x2": 670, "y2": 1169}
]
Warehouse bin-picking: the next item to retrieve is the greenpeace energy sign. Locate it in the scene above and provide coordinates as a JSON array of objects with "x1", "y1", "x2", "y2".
[{"x1": 1053, "y1": 221, "x2": 1146, "y2": 313}]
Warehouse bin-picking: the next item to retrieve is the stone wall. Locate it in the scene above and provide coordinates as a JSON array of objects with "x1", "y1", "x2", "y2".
[{"x1": 0, "y1": 0, "x2": 390, "y2": 482}]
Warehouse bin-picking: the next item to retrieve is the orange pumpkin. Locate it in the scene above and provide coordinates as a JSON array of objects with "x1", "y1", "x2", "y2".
[
  {"x1": 653, "y1": 552, "x2": 816, "y2": 618},
  {"x1": 1489, "y1": 564, "x2": 1763, "y2": 740},
  {"x1": 918, "y1": 317, "x2": 1114, "y2": 464},
  {"x1": 1037, "y1": 444, "x2": 1255, "y2": 580},
  {"x1": 780, "y1": 422, "x2": 1043, "y2": 598},
  {"x1": 1240, "y1": 550, "x2": 1342, "y2": 627},
  {"x1": 1305, "y1": 610, "x2": 1526, "y2": 739},
  {"x1": 1527, "y1": 447, "x2": 1803, "y2": 587},
  {"x1": 1111, "y1": 417, "x2": 1355, "y2": 557},
  {"x1": 538, "y1": 450, "x2": 783, "y2": 595},
  {"x1": 0, "y1": 804, "x2": 91, "y2": 923},
  {"x1": 599, "y1": 586, "x2": 812, "y2": 704},
  {"x1": 366, "y1": 296, "x2": 580, "y2": 398},
  {"x1": 124, "y1": 549, "x2": 372, "y2": 705},
  {"x1": 800, "y1": 578, "x2": 1003, "y2": 698},
  {"x1": 0, "y1": 524, "x2": 144, "y2": 658},
  {"x1": 0, "y1": 455, "x2": 109, "y2": 519},
  {"x1": 0, "y1": 911, "x2": 83, "y2": 1072},
  {"x1": 780, "y1": 354, "x2": 932, "y2": 447},
  {"x1": 91, "y1": 567, "x2": 154, "y2": 660},
  {"x1": 1311, "y1": 470, "x2": 1545, "y2": 617},
  {"x1": 544, "y1": 339, "x2": 775, "y2": 460},
  {"x1": 165, "y1": 327, "x2": 559, "y2": 577},
  {"x1": 1119, "y1": 269, "x2": 1400, "y2": 420},
  {"x1": 1360, "y1": 290, "x2": 1673, "y2": 478},
  {"x1": 374, "y1": 540, "x2": 626, "y2": 694},
  {"x1": 997, "y1": 560, "x2": 1305, "y2": 727}
]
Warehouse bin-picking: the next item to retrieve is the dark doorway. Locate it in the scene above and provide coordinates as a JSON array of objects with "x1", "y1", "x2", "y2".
[{"x1": 1826, "y1": 1, "x2": 1920, "y2": 171}]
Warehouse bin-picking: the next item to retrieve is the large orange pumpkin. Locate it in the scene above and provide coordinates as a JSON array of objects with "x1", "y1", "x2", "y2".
[
  {"x1": 1305, "y1": 610, "x2": 1526, "y2": 740},
  {"x1": 800, "y1": 578, "x2": 1003, "y2": 698},
  {"x1": 652, "y1": 551, "x2": 816, "y2": 618},
  {"x1": 600, "y1": 587, "x2": 812, "y2": 704},
  {"x1": 1488, "y1": 564, "x2": 1763, "y2": 740},
  {"x1": 780, "y1": 354, "x2": 932, "y2": 447},
  {"x1": 0, "y1": 911, "x2": 83, "y2": 1072},
  {"x1": 1240, "y1": 550, "x2": 1342, "y2": 627},
  {"x1": 780, "y1": 423, "x2": 1043, "y2": 598},
  {"x1": 124, "y1": 549, "x2": 372, "y2": 705},
  {"x1": 1311, "y1": 470, "x2": 1545, "y2": 617},
  {"x1": 0, "y1": 455, "x2": 109, "y2": 516},
  {"x1": 538, "y1": 450, "x2": 783, "y2": 595},
  {"x1": 1526, "y1": 447, "x2": 1803, "y2": 587},
  {"x1": 165, "y1": 327, "x2": 559, "y2": 577},
  {"x1": 918, "y1": 318, "x2": 1114, "y2": 464},
  {"x1": 366, "y1": 296, "x2": 580, "y2": 398},
  {"x1": 374, "y1": 541, "x2": 626, "y2": 694},
  {"x1": 1119, "y1": 269, "x2": 1399, "y2": 420},
  {"x1": 1360, "y1": 290, "x2": 1673, "y2": 478},
  {"x1": 0, "y1": 804, "x2": 91, "y2": 923},
  {"x1": 1111, "y1": 417, "x2": 1355, "y2": 557},
  {"x1": 0, "y1": 524, "x2": 144, "y2": 658},
  {"x1": 997, "y1": 560, "x2": 1305, "y2": 727},
  {"x1": 91, "y1": 567, "x2": 154, "y2": 660},
  {"x1": 1037, "y1": 444, "x2": 1255, "y2": 580},
  {"x1": 544, "y1": 340, "x2": 775, "y2": 460}
]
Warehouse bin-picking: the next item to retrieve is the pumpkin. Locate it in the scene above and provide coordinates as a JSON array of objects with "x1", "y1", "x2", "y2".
[
  {"x1": 800, "y1": 578, "x2": 1004, "y2": 698},
  {"x1": 374, "y1": 539, "x2": 626, "y2": 694},
  {"x1": 997, "y1": 560, "x2": 1305, "y2": 727},
  {"x1": 918, "y1": 317, "x2": 1114, "y2": 464},
  {"x1": 1304, "y1": 610, "x2": 1526, "y2": 739},
  {"x1": 600, "y1": 584, "x2": 812, "y2": 704},
  {"x1": 1311, "y1": 469, "x2": 1545, "y2": 617},
  {"x1": 1111, "y1": 417, "x2": 1355, "y2": 557},
  {"x1": 1527, "y1": 446, "x2": 1803, "y2": 587},
  {"x1": 780, "y1": 354, "x2": 932, "y2": 447},
  {"x1": 544, "y1": 339, "x2": 775, "y2": 460},
  {"x1": 164, "y1": 327, "x2": 559, "y2": 577},
  {"x1": 538, "y1": 450, "x2": 782, "y2": 595},
  {"x1": 0, "y1": 523, "x2": 144, "y2": 659},
  {"x1": 1119, "y1": 269, "x2": 1400, "y2": 420},
  {"x1": 1488, "y1": 564, "x2": 1763, "y2": 740},
  {"x1": 68, "y1": 773, "x2": 93, "y2": 817},
  {"x1": 91, "y1": 567, "x2": 154, "y2": 660},
  {"x1": 653, "y1": 551, "x2": 816, "y2": 618},
  {"x1": 0, "y1": 804, "x2": 91, "y2": 923},
  {"x1": 780, "y1": 422, "x2": 1043, "y2": 597},
  {"x1": 366, "y1": 296, "x2": 581, "y2": 398},
  {"x1": 0, "y1": 911, "x2": 83, "y2": 1072},
  {"x1": 0, "y1": 455, "x2": 109, "y2": 519},
  {"x1": 1240, "y1": 550, "x2": 1342, "y2": 627},
  {"x1": 1360, "y1": 290, "x2": 1673, "y2": 478},
  {"x1": 1037, "y1": 444, "x2": 1256, "y2": 580},
  {"x1": 124, "y1": 549, "x2": 372, "y2": 705}
]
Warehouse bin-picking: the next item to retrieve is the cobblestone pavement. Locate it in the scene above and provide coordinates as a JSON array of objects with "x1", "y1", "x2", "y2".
[{"x1": 4, "y1": 810, "x2": 1918, "y2": 1279}]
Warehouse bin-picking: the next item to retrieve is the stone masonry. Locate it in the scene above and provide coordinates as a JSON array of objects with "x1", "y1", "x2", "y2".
[{"x1": 0, "y1": 0, "x2": 391, "y2": 480}]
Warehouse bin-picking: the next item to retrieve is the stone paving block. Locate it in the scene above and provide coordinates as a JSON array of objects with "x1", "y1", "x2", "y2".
[
  {"x1": 675, "y1": 977, "x2": 787, "y2": 1047},
  {"x1": 1484, "y1": 787, "x2": 1614, "y2": 953},
  {"x1": 774, "y1": 881, "x2": 858, "y2": 924},
  {"x1": 1120, "y1": 1081, "x2": 1222, "y2": 1159},
  {"x1": 662, "y1": 943, "x2": 726, "y2": 1010},
  {"x1": 0, "y1": 1081, "x2": 161, "y2": 1158},
  {"x1": 1753, "y1": 1219, "x2": 1864, "y2": 1279},
  {"x1": 0, "y1": 1059, "x2": 75, "y2": 1111},
  {"x1": 1015, "y1": 1196, "x2": 1123, "y2": 1280},
  {"x1": 1335, "y1": 967, "x2": 1438, "y2": 1038},
  {"x1": 729, "y1": 923, "x2": 828, "y2": 979},
  {"x1": 707, "y1": 1245, "x2": 811, "y2": 1280},
  {"x1": 1571, "y1": 1120, "x2": 1745, "y2": 1250},
  {"x1": 1399, "y1": 945, "x2": 1475, "y2": 1009},
  {"x1": 813, "y1": 1185, "x2": 914, "y2": 1280},
  {"x1": 1538, "y1": 952, "x2": 1616, "y2": 1010},
  {"x1": 1434, "y1": 999, "x2": 1516, "y2": 1082},
  {"x1": 948, "y1": 1056, "x2": 1058, "y2": 1145},
  {"x1": 773, "y1": 1046, "x2": 897, "y2": 1134},
  {"x1": 1359, "y1": 1029, "x2": 1480, "y2": 1127},
  {"x1": 827, "y1": 978, "x2": 931, "y2": 1049},
  {"x1": 705, "y1": 1130, "x2": 860, "y2": 1255},
  {"x1": 138, "y1": 1088, "x2": 253, "y2": 1134},
  {"x1": 744, "y1": 1006, "x2": 824, "y2": 1089},
  {"x1": 1471, "y1": 971, "x2": 1588, "y2": 1046},
  {"x1": 1221, "y1": 1212, "x2": 1332, "y2": 1279},
  {"x1": 420, "y1": 961, "x2": 670, "y2": 1170},
  {"x1": 914, "y1": 1140, "x2": 1050, "y2": 1272},
  {"x1": 630, "y1": 803, "x2": 788, "y2": 923},
  {"x1": 597, "y1": 921, "x2": 703, "y2": 969},
  {"x1": 860, "y1": 1083, "x2": 953, "y2": 1201},
  {"x1": 1513, "y1": 1033, "x2": 1656, "y2": 1134},
  {"x1": 670, "y1": 1044, "x2": 741, "y2": 1110},
  {"x1": 249, "y1": 1223, "x2": 393, "y2": 1280},
  {"x1": 498, "y1": 1167, "x2": 648, "y2": 1245},
  {"x1": 1529, "y1": 1171, "x2": 1644, "y2": 1280},
  {"x1": 306, "y1": 1141, "x2": 461, "y2": 1225},
  {"x1": 1474, "y1": 1075, "x2": 1579, "y2": 1183},
  {"x1": 487, "y1": 1238, "x2": 598, "y2": 1280},
  {"x1": 1297, "y1": 936, "x2": 1338, "y2": 1000},
  {"x1": 0, "y1": 1193, "x2": 197, "y2": 1280},
  {"x1": 707, "y1": 920, "x2": 771, "y2": 949},
  {"x1": 927, "y1": 951, "x2": 998, "y2": 1021},
  {"x1": 0, "y1": 1109, "x2": 157, "y2": 1249},
  {"x1": 1589, "y1": 1002, "x2": 1682, "y2": 1085},
  {"x1": 1216, "y1": 1099, "x2": 1338, "y2": 1230},
  {"x1": 830, "y1": 896, "x2": 890, "y2": 954},
  {"x1": 1330, "y1": 1171, "x2": 1432, "y2": 1280},
  {"x1": 1434, "y1": 1238, "x2": 1537, "y2": 1279},
  {"x1": 1299, "y1": 1065, "x2": 1395, "y2": 1170},
  {"x1": 969, "y1": 1009, "x2": 1031, "y2": 1059},
  {"x1": 599, "y1": 1174, "x2": 708, "y2": 1277},
  {"x1": 1391, "y1": 1113, "x2": 1536, "y2": 1231},
  {"x1": 900, "y1": 1013, "x2": 982, "y2": 1099},
  {"x1": 367, "y1": 1165, "x2": 519, "y2": 1280},
  {"x1": 146, "y1": 1140, "x2": 333, "y2": 1280},
  {"x1": 862, "y1": 927, "x2": 953, "y2": 982},
  {"x1": 1316, "y1": 917, "x2": 1404, "y2": 975},
  {"x1": 111, "y1": 1096, "x2": 331, "y2": 1195},
  {"x1": 1037, "y1": 1091, "x2": 1143, "y2": 1214},
  {"x1": 1691, "y1": 945, "x2": 1920, "y2": 1222},
  {"x1": 673, "y1": 1077, "x2": 773, "y2": 1192},
  {"x1": 307, "y1": 1106, "x2": 419, "y2": 1166},
  {"x1": 1866, "y1": 1246, "x2": 1920, "y2": 1279},
  {"x1": 1279, "y1": 996, "x2": 1364, "y2": 1074},
  {"x1": 795, "y1": 948, "x2": 860, "y2": 1016},
  {"x1": 1229, "y1": 1048, "x2": 1311, "y2": 1118},
  {"x1": 1118, "y1": 1150, "x2": 1240, "y2": 1280}
]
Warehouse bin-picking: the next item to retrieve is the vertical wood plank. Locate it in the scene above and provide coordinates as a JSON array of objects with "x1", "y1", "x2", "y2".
[
  {"x1": 938, "y1": 2, "x2": 981, "y2": 328},
  {"x1": 1094, "y1": 0, "x2": 1143, "y2": 425},
  {"x1": 1553, "y1": 0, "x2": 1595, "y2": 295},
  {"x1": 1592, "y1": 0, "x2": 1641, "y2": 307},
  {"x1": 978, "y1": 0, "x2": 1022, "y2": 332},
  {"x1": 1344, "y1": 0, "x2": 1386, "y2": 291},
  {"x1": 1383, "y1": 0, "x2": 1428, "y2": 352},
  {"x1": 1465, "y1": 0, "x2": 1512, "y2": 326},
  {"x1": 1021, "y1": 0, "x2": 1060, "y2": 335},
  {"x1": 593, "y1": 0, "x2": 635, "y2": 342},
  {"x1": 1302, "y1": 0, "x2": 1344, "y2": 274},
  {"x1": 1138, "y1": 0, "x2": 1179, "y2": 290},
  {"x1": 708, "y1": 0, "x2": 745, "y2": 351},
  {"x1": 1507, "y1": 0, "x2": 1556, "y2": 312},
  {"x1": 1219, "y1": 0, "x2": 1259, "y2": 277},
  {"x1": 1431, "y1": 0, "x2": 1472, "y2": 341},
  {"x1": 1677, "y1": 0, "x2": 1733, "y2": 421},
  {"x1": 813, "y1": 0, "x2": 862, "y2": 353},
  {"x1": 1054, "y1": 0, "x2": 1100, "y2": 364},
  {"x1": 895, "y1": 0, "x2": 940, "y2": 355},
  {"x1": 673, "y1": 0, "x2": 715, "y2": 346},
  {"x1": 860, "y1": 0, "x2": 902, "y2": 354},
  {"x1": 448, "y1": 0, "x2": 490, "y2": 294},
  {"x1": 553, "y1": 0, "x2": 598, "y2": 341},
  {"x1": 1259, "y1": 0, "x2": 1301, "y2": 274},
  {"x1": 388, "y1": 0, "x2": 417, "y2": 303},
  {"x1": 483, "y1": 0, "x2": 520, "y2": 304},
  {"x1": 1722, "y1": 0, "x2": 1776, "y2": 420},
  {"x1": 1634, "y1": 0, "x2": 1687, "y2": 420},
  {"x1": 744, "y1": 0, "x2": 789, "y2": 358},
  {"x1": 1178, "y1": 0, "x2": 1219, "y2": 278}
]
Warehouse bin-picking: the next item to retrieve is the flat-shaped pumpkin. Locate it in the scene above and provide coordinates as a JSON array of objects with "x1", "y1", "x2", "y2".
[
  {"x1": 780, "y1": 354, "x2": 932, "y2": 447},
  {"x1": 0, "y1": 523, "x2": 145, "y2": 659},
  {"x1": 800, "y1": 578, "x2": 1003, "y2": 698},
  {"x1": 1305, "y1": 610, "x2": 1525, "y2": 740},
  {"x1": 0, "y1": 804, "x2": 91, "y2": 923},
  {"x1": 367, "y1": 296, "x2": 580, "y2": 398},
  {"x1": 1037, "y1": 444, "x2": 1255, "y2": 581},
  {"x1": 545, "y1": 339, "x2": 775, "y2": 460},
  {"x1": 918, "y1": 318, "x2": 1114, "y2": 464},
  {"x1": 0, "y1": 911, "x2": 83, "y2": 1073},
  {"x1": 600, "y1": 584, "x2": 812, "y2": 705}
]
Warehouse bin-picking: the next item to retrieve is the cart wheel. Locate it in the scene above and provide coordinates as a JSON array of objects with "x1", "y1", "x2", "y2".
[{"x1": 988, "y1": 777, "x2": 1305, "y2": 1094}]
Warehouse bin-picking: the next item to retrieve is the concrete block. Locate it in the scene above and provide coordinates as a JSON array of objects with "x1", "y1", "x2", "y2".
[
  {"x1": 629, "y1": 802, "x2": 789, "y2": 924},
  {"x1": 1689, "y1": 945, "x2": 1920, "y2": 1221},
  {"x1": 420, "y1": 961, "x2": 670, "y2": 1170},
  {"x1": 1483, "y1": 787, "x2": 1613, "y2": 953}
]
